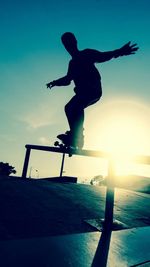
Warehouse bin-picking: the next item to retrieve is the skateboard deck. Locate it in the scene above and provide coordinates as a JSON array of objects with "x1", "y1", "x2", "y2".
[
  {"x1": 54, "y1": 133, "x2": 84, "y2": 149},
  {"x1": 54, "y1": 133, "x2": 84, "y2": 157}
]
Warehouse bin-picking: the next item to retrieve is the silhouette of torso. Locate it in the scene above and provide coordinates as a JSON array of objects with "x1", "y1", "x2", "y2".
[{"x1": 68, "y1": 49, "x2": 102, "y2": 99}]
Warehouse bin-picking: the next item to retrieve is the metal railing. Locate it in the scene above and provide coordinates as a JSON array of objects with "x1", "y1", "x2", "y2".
[{"x1": 22, "y1": 144, "x2": 150, "y2": 230}]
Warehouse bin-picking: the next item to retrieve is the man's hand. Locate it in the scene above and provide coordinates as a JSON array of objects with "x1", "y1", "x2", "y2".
[
  {"x1": 114, "y1": 42, "x2": 139, "y2": 58},
  {"x1": 46, "y1": 81, "x2": 55, "y2": 89}
]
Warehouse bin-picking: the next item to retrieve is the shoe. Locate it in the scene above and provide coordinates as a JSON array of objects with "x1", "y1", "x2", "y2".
[
  {"x1": 57, "y1": 131, "x2": 84, "y2": 149},
  {"x1": 57, "y1": 133, "x2": 70, "y2": 145}
]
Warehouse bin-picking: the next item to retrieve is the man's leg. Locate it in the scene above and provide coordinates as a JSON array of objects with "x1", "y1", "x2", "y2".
[
  {"x1": 64, "y1": 94, "x2": 100, "y2": 147},
  {"x1": 65, "y1": 95, "x2": 84, "y2": 140}
]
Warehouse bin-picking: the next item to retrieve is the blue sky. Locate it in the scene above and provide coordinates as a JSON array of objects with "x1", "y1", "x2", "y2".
[{"x1": 0, "y1": 0, "x2": 150, "y2": 178}]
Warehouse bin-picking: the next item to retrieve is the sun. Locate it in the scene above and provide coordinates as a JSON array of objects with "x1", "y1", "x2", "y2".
[
  {"x1": 85, "y1": 98, "x2": 150, "y2": 176},
  {"x1": 101, "y1": 114, "x2": 145, "y2": 158}
]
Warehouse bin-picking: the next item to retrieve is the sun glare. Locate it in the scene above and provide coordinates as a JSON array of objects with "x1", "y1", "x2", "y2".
[{"x1": 86, "y1": 98, "x2": 150, "y2": 176}]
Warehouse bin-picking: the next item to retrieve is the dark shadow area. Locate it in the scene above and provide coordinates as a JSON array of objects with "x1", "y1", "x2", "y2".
[
  {"x1": 91, "y1": 229, "x2": 112, "y2": 267},
  {"x1": 1, "y1": 175, "x2": 150, "y2": 241}
]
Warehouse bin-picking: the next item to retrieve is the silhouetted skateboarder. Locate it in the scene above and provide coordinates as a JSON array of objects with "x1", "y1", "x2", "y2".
[{"x1": 46, "y1": 32, "x2": 138, "y2": 148}]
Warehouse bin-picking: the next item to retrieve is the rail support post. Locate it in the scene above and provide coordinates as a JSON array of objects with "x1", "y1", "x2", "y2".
[
  {"x1": 103, "y1": 158, "x2": 115, "y2": 229},
  {"x1": 22, "y1": 147, "x2": 31, "y2": 178},
  {"x1": 60, "y1": 153, "x2": 65, "y2": 177}
]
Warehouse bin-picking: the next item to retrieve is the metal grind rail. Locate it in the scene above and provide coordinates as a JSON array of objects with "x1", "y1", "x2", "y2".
[{"x1": 22, "y1": 144, "x2": 150, "y2": 230}]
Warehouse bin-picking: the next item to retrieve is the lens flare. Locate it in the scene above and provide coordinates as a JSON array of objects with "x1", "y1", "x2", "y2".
[{"x1": 86, "y1": 98, "x2": 150, "y2": 176}]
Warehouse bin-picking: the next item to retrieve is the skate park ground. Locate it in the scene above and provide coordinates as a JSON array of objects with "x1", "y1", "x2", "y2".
[{"x1": 0, "y1": 176, "x2": 150, "y2": 266}]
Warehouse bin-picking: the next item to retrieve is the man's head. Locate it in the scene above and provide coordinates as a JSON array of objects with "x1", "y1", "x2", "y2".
[{"x1": 61, "y1": 32, "x2": 78, "y2": 56}]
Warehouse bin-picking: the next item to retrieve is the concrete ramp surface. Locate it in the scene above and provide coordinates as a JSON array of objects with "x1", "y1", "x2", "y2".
[
  {"x1": 0, "y1": 177, "x2": 150, "y2": 266},
  {"x1": 0, "y1": 227, "x2": 150, "y2": 267}
]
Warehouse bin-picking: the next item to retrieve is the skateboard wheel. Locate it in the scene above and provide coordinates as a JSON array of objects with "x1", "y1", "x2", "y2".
[{"x1": 54, "y1": 141, "x2": 59, "y2": 146}]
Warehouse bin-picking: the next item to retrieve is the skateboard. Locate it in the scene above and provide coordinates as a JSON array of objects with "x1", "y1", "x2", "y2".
[
  {"x1": 54, "y1": 134, "x2": 74, "y2": 157},
  {"x1": 54, "y1": 133, "x2": 84, "y2": 156}
]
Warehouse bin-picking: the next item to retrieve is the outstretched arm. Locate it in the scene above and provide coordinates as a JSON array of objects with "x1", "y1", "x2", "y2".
[
  {"x1": 114, "y1": 41, "x2": 139, "y2": 58},
  {"x1": 46, "y1": 76, "x2": 71, "y2": 89},
  {"x1": 93, "y1": 42, "x2": 139, "y2": 63},
  {"x1": 46, "y1": 61, "x2": 72, "y2": 89}
]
